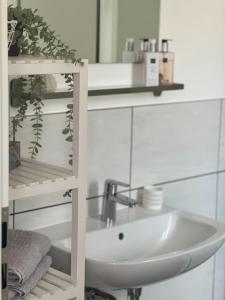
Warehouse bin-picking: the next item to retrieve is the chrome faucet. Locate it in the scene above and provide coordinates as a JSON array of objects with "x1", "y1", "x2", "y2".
[{"x1": 101, "y1": 179, "x2": 137, "y2": 223}]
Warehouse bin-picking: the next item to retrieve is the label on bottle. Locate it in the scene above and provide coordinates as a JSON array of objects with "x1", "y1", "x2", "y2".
[{"x1": 144, "y1": 53, "x2": 160, "y2": 86}]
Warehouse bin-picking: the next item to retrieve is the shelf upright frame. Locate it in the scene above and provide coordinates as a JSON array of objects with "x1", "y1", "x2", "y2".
[
  {"x1": 0, "y1": 0, "x2": 9, "y2": 299},
  {"x1": 1, "y1": 8, "x2": 88, "y2": 298},
  {"x1": 71, "y1": 61, "x2": 88, "y2": 300}
]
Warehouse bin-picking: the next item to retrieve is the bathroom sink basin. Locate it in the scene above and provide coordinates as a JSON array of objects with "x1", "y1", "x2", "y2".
[{"x1": 85, "y1": 207, "x2": 225, "y2": 289}]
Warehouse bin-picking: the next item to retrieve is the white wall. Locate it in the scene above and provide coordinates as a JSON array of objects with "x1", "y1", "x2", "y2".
[{"x1": 159, "y1": 0, "x2": 225, "y2": 101}]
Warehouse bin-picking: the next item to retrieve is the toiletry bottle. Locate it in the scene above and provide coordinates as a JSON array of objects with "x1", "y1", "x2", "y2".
[
  {"x1": 122, "y1": 38, "x2": 136, "y2": 63},
  {"x1": 159, "y1": 39, "x2": 174, "y2": 85},
  {"x1": 138, "y1": 38, "x2": 149, "y2": 63},
  {"x1": 144, "y1": 39, "x2": 160, "y2": 86}
]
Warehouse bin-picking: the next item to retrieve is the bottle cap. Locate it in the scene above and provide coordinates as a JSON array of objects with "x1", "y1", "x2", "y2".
[{"x1": 161, "y1": 39, "x2": 173, "y2": 52}]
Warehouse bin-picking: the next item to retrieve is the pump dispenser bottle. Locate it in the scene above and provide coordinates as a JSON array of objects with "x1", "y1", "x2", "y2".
[
  {"x1": 144, "y1": 39, "x2": 160, "y2": 86},
  {"x1": 122, "y1": 38, "x2": 136, "y2": 63},
  {"x1": 160, "y1": 39, "x2": 174, "y2": 85}
]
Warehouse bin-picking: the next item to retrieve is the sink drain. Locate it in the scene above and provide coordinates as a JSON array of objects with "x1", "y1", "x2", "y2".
[{"x1": 118, "y1": 233, "x2": 124, "y2": 240}]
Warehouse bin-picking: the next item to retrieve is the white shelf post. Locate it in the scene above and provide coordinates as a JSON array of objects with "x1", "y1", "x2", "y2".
[
  {"x1": 0, "y1": 0, "x2": 9, "y2": 299},
  {"x1": 0, "y1": 0, "x2": 9, "y2": 209},
  {"x1": 71, "y1": 61, "x2": 88, "y2": 300}
]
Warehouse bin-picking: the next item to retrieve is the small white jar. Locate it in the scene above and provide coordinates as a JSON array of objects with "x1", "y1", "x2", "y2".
[{"x1": 142, "y1": 186, "x2": 164, "y2": 210}]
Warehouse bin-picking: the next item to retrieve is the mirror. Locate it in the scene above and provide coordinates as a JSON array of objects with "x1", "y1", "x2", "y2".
[{"x1": 20, "y1": 0, "x2": 160, "y2": 64}]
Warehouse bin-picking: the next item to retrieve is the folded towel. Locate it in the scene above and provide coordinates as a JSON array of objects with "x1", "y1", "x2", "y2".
[
  {"x1": 9, "y1": 256, "x2": 52, "y2": 299},
  {"x1": 8, "y1": 230, "x2": 51, "y2": 286}
]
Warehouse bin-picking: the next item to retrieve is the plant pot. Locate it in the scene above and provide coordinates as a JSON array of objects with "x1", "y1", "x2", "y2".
[
  {"x1": 9, "y1": 141, "x2": 21, "y2": 172},
  {"x1": 8, "y1": 21, "x2": 23, "y2": 57}
]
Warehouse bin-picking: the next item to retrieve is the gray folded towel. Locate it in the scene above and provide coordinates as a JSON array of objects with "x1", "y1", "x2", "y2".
[
  {"x1": 9, "y1": 256, "x2": 52, "y2": 299},
  {"x1": 8, "y1": 230, "x2": 51, "y2": 286}
]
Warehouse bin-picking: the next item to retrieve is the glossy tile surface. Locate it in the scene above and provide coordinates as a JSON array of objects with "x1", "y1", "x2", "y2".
[
  {"x1": 88, "y1": 108, "x2": 131, "y2": 198},
  {"x1": 132, "y1": 101, "x2": 220, "y2": 188}
]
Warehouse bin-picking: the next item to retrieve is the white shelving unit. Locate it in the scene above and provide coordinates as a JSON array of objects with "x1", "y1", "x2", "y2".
[{"x1": 0, "y1": 2, "x2": 88, "y2": 299}]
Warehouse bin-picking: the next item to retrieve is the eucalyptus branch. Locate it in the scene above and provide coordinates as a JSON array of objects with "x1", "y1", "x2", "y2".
[
  {"x1": 8, "y1": 5, "x2": 82, "y2": 160},
  {"x1": 62, "y1": 104, "x2": 73, "y2": 166},
  {"x1": 28, "y1": 75, "x2": 45, "y2": 158},
  {"x1": 62, "y1": 104, "x2": 74, "y2": 198}
]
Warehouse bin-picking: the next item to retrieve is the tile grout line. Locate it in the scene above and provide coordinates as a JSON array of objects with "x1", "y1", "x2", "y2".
[
  {"x1": 11, "y1": 169, "x2": 225, "y2": 217},
  {"x1": 216, "y1": 99, "x2": 224, "y2": 173},
  {"x1": 212, "y1": 99, "x2": 224, "y2": 300},
  {"x1": 129, "y1": 107, "x2": 134, "y2": 197},
  {"x1": 12, "y1": 200, "x2": 15, "y2": 229},
  {"x1": 10, "y1": 201, "x2": 72, "y2": 216}
]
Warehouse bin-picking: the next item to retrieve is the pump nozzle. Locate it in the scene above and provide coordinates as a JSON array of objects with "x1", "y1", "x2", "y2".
[
  {"x1": 149, "y1": 39, "x2": 158, "y2": 52},
  {"x1": 139, "y1": 38, "x2": 149, "y2": 52},
  {"x1": 161, "y1": 39, "x2": 173, "y2": 52}
]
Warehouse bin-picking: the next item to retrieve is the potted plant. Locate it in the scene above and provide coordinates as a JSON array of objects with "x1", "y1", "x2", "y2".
[{"x1": 8, "y1": 5, "x2": 79, "y2": 160}]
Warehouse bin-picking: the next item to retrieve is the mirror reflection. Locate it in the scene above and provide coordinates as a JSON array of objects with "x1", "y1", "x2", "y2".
[{"x1": 21, "y1": 0, "x2": 160, "y2": 63}]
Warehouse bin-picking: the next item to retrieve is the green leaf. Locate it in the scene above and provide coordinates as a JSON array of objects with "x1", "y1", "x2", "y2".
[
  {"x1": 62, "y1": 128, "x2": 70, "y2": 135},
  {"x1": 66, "y1": 136, "x2": 73, "y2": 142}
]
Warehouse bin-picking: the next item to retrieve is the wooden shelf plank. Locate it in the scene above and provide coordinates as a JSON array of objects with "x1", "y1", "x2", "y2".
[
  {"x1": 22, "y1": 268, "x2": 77, "y2": 300},
  {"x1": 9, "y1": 159, "x2": 78, "y2": 201},
  {"x1": 9, "y1": 57, "x2": 80, "y2": 76}
]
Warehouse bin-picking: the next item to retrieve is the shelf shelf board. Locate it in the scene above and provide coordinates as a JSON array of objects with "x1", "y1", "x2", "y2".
[
  {"x1": 23, "y1": 268, "x2": 77, "y2": 300},
  {"x1": 88, "y1": 83, "x2": 184, "y2": 96},
  {"x1": 9, "y1": 159, "x2": 78, "y2": 201},
  {"x1": 39, "y1": 83, "x2": 184, "y2": 100},
  {"x1": 9, "y1": 56, "x2": 80, "y2": 76}
]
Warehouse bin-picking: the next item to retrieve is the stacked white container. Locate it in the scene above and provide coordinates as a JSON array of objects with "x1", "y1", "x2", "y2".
[{"x1": 142, "y1": 185, "x2": 164, "y2": 210}]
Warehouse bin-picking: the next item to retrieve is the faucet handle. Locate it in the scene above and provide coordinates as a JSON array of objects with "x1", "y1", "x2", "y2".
[
  {"x1": 104, "y1": 179, "x2": 130, "y2": 195},
  {"x1": 105, "y1": 179, "x2": 130, "y2": 188}
]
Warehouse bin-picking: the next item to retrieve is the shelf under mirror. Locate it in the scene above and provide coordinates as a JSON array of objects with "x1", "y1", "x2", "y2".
[{"x1": 39, "y1": 83, "x2": 184, "y2": 100}]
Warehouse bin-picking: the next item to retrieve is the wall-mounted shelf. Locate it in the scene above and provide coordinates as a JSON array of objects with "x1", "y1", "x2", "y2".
[
  {"x1": 88, "y1": 83, "x2": 184, "y2": 97},
  {"x1": 9, "y1": 159, "x2": 78, "y2": 201},
  {"x1": 37, "y1": 83, "x2": 184, "y2": 100}
]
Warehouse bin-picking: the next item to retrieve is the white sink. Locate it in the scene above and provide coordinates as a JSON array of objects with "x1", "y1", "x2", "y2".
[{"x1": 85, "y1": 207, "x2": 225, "y2": 289}]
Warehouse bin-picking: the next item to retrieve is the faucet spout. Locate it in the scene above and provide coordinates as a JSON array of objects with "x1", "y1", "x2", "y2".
[{"x1": 114, "y1": 193, "x2": 136, "y2": 208}]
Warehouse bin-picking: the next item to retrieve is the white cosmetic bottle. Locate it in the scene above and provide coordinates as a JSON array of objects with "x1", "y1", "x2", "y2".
[
  {"x1": 122, "y1": 38, "x2": 136, "y2": 63},
  {"x1": 144, "y1": 39, "x2": 160, "y2": 86}
]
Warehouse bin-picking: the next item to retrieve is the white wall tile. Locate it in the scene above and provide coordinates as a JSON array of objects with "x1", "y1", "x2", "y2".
[
  {"x1": 88, "y1": 109, "x2": 131, "y2": 198},
  {"x1": 132, "y1": 101, "x2": 220, "y2": 188},
  {"x1": 14, "y1": 203, "x2": 72, "y2": 231},
  {"x1": 163, "y1": 175, "x2": 217, "y2": 218},
  {"x1": 14, "y1": 192, "x2": 71, "y2": 213},
  {"x1": 219, "y1": 100, "x2": 225, "y2": 171}
]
